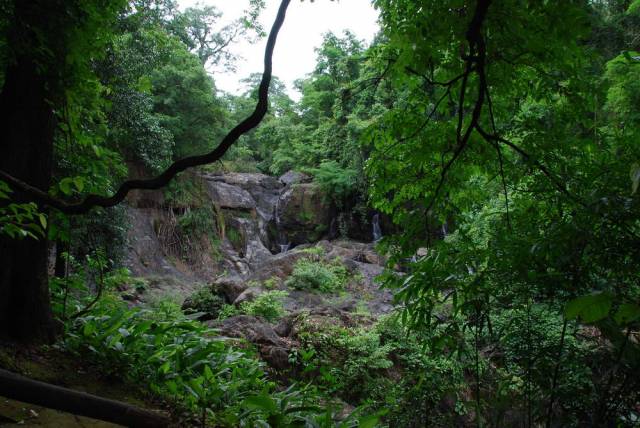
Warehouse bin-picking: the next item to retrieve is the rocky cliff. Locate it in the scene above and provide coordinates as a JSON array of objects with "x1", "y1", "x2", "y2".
[{"x1": 122, "y1": 171, "x2": 392, "y2": 372}]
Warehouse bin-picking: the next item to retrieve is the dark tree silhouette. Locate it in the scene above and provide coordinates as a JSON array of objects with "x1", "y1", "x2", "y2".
[{"x1": 0, "y1": 0, "x2": 291, "y2": 342}]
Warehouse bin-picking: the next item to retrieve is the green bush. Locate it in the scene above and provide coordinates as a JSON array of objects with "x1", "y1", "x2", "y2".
[
  {"x1": 240, "y1": 290, "x2": 288, "y2": 322},
  {"x1": 293, "y1": 313, "x2": 467, "y2": 426},
  {"x1": 183, "y1": 286, "x2": 225, "y2": 319},
  {"x1": 489, "y1": 304, "x2": 595, "y2": 425},
  {"x1": 285, "y1": 258, "x2": 349, "y2": 293},
  {"x1": 217, "y1": 303, "x2": 240, "y2": 320},
  {"x1": 65, "y1": 297, "x2": 267, "y2": 426},
  {"x1": 64, "y1": 296, "x2": 358, "y2": 427}
]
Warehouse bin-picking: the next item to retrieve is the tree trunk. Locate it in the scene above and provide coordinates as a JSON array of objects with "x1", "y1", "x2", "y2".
[
  {"x1": 0, "y1": 6, "x2": 60, "y2": 342},
  {"x1": 54, "y1": 241, "x2": 68, "y2": 279},
  {"x1": 0, "y1": 369, "x2": 170, "y2": 427}
]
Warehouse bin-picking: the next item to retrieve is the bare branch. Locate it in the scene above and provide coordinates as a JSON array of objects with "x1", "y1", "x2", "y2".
[
  {"x1": 0, "y1": 0, "x2": 292, "y2": 215},
  {"x1": 424, "y1": 0, "x2": 492, "y2": 214}
]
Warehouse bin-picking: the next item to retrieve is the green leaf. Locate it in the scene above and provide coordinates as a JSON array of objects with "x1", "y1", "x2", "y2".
[
  {"x1": 159, "y1": 361, "x2": 171, "y2": 374},
  {"x1": 358, "y1": 415, "x2": 380, "y2": 428},
  {"x1": 59, "y1": 178, "x2": 74, "y2": 196},
  {"x1": 73, "y1": 177, "x2": 85, "y2": 192},
  {"x1": 203, "y1": 364, "x2": 214, "y2": 381},
  {"x1": 565, "y1": 292, "x2": 613, "y2": 323},
  {"x1": 243, "y1": 394, "x2": 277, "y2": 413},
  {"x1": 165, "y1": 380, "x2": 178, "y2": 394},
  {"x1": 614, "y1": 303, "x2": 640, "y2": 325},
  {"x1": 38, "y1": 213, "x2": 47, "y2": 230},
  {"x1": 83, "y1": 322, "x2": 96, "y2": 336}
]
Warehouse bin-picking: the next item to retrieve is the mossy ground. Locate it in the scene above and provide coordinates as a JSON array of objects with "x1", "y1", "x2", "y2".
[{"x1": 0, "y1": 343, "x2": 170, "y2": 427}]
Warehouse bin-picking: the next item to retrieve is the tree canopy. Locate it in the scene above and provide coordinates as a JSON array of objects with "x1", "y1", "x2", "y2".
[{"x1": 1, "y1": 0, "x2": 639, "y2": 426}]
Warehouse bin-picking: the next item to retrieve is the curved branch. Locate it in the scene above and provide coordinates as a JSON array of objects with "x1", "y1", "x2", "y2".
[
  {"x1": 475, "y1": 126, "x2": 582, "y2": 205},
  {"x1": 424, "y1": 0, "x2": 491, "y2": 214},
  {"x1": 0, "y1": 0, "x2": 292, "y2": 215}
]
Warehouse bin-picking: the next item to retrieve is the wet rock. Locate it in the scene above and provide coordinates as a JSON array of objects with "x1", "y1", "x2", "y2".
[
  {"x1": 274, "y1": 316, "x2": 294, "y2": 337},
  {"x1": 263, "y1": 346, "x2": 290, "y2": 370},
  {"x1": 278, "y1": 170, "x2": 311, "y2": 186},
  {"x1": 249, "y1": 250, "x2": 307, "y2": 282},
  {"x1": 213, "y1": 315, "x2": 294, "y2": 370},
  {"x1": 205, "y1": 180, "x2": 255, "y2": 210},
  {"x1": 283, "y1": 290, "x2": 326, "y2": 312},
  {"x1": 276, "y1": 183, "x2": 331, "y2": 245},
  {"x1": 213, "y1": 276, "x2": 247, "y2": 303},
  {"x1": 229, "y1": 217, "x2": 272, "y2": 265},
  {"x1": 233, "y1": 287, "x2": 262, "y2": 306},
  {"x1": 205, "y1": 172, "x2": 282, "y2": 222},
  {"x1": 216, "y1": 315, "x2": 287, "y2": 347}
]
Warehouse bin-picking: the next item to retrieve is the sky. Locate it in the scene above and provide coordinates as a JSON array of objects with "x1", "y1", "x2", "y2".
[{"x1": 177, "y1": 0, "x2": 380, "y2": 99}]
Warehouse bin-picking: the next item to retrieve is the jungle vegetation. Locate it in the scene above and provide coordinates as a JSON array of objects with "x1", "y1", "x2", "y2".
[{"x1": 0, "y1": 0, "x2": 639, "y2": 426}]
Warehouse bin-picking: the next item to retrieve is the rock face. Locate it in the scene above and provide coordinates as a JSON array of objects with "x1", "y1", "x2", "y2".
[
  {"x1": 276, "y1": 183, "x2": 331, "y2": 246},
  {"x1": 125, "y1": 171, "x2": 397, "y2": 376},
  {"x1": 125, "y1": 171, "x2": 339, "y2": 287},
  {"x1": 205, "y1": 181, "x2": 255, "y2": 210},
  {"x1": 202, "y1": 172, "x2": 280, "y2": 267},
  {"x1": 214, "y1": 315, "x2": 292, "y2": 370},
  {"x1": 278, "y1": 170, "x2": 311, "y2": 186},
  {"x1": 201, "y1": 171, "x2": 333, "y2": 268}
]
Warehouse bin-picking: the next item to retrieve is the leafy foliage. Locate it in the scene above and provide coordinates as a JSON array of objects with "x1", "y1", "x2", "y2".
[
  {"x1": 0, "y1": 181, "x2": 47, "y2": 239},
  {"x1": 240, "y1": 290, "x2": 288, "y2": 322},
  {"x1": 285, "y1": 257, "x2": 349, "y2": 293}
]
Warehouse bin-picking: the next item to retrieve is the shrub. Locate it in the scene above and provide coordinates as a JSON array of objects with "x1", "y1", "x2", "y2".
[
  {"x1": 183, "y1": 286, "x2": 225, "y2": 319},
  {"x1": 64, "y1": 296, "x2": 362, "y2": 427},
  {"x1": 293, "y1": 313, "x2": 467, "y2": 426},
  {"x1": 240, "y1": 290, "x2": 288, "y2": 322},
  {"x1": 285, "y1": 258, "x2": 349, "y2": 293},
  {"x1": 217, "y1": 303, "x2": 239, "y2": 320},
  {"x1": 65, "y1": 298, "x2": 268, "y2": 426}
]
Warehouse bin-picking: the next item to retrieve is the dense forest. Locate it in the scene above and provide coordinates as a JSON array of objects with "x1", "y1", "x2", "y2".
[{"x1": 0, "y1": 0, "x2": 639, "y2": 426}]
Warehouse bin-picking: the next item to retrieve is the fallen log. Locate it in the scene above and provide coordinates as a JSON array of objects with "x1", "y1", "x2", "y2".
[{"x1": 0, "y1": 369, "x2": 169, "y2": 427}]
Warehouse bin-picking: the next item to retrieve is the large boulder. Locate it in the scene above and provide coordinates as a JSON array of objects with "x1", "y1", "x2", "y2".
[
  {"x1": 276, "y1": 183, "x2": 331, "y2": 245},
  {"x1": 214, "y1": 315, "x2": 293, "y2": 370},
  {"x1": 213, "y1": 276, "x2": 247, "y2": 303},
  {"x1": 204, "y1": 173, "x2": 282, "y2": 222},
  {"x1": 233, "y1": 287, "x2": 262, "y2": 306},
  {"x1": 225, "y1": 215, "x2": 273, "y2": 265},
  {"x1": 205, "y1": 180, "x2": 256, "y2": 210},
  {"x1": 278, "y1": 170, "x2": 311, "y2": 186}
]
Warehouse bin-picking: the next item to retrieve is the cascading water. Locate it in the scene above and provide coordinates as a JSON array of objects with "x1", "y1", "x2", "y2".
[
  {"x1": 441, "y1": 220, "x2": 448, "y2": 238},
  {"x1": 372, "y1": 213, "x2": 382, "y2": 242},
  {"x1": 274, "y1": 192, "x2": 290, "y2": 253},
  {"x1": 279, "y1": 243, "x2": 290, "y2": 253}
]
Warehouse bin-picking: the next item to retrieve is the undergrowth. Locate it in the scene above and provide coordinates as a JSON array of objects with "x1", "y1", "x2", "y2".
[
  {"x1": 62, "y1": 294, "x2": 377, "y2": 427},
  {"x1": 285, "y1": 257, "x2": 349, "y2": 293}
]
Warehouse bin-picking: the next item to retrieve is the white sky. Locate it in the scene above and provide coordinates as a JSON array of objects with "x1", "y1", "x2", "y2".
[{"x1": 177, "y1": 0, "x2": 380, "y2": 99}]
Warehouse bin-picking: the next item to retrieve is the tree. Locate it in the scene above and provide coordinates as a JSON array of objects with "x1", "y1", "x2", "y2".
[
  {"x1": 365, "y1": 0, "x2": 640, "y2": 423},
  {"x1": 0, "y1": 0, "x2": 126, "y2": 342},
  {"x1": 0, "y1": 0, "x2": 291, "y2": 343},
  {"x1": 169, "y1": 1, "x2": 265, "y2": 71},
  {"x1": 150, "y1": 35, "x2": 228, "y2": 159}
]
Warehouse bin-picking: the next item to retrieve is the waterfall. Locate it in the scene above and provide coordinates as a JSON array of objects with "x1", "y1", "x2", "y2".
[
  {"x1": 279, "y1": 243, "x2": 290, "y2": 253},
  {"x1": 372, "y1": 213, "x2": 382, "y2": 242},
  {"x1": 441, "y1": 220, "x2": 448, "y2": 238},
  {"x1": 274, "y1": 191, "x2": 290, "y2": 253}
]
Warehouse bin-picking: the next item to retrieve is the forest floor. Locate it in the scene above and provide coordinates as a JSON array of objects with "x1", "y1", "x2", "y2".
[{"x1": 0, "y1": 344, "x2": 170, "y2": 427}]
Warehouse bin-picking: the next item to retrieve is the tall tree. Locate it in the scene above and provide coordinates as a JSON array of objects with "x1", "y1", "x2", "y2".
[
  {"x1": 0, "y1": 0, "x2": 291, "y2": 343},
  {"x1": 0, "y1": 0, "x2": 125, "y2": 342}
]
